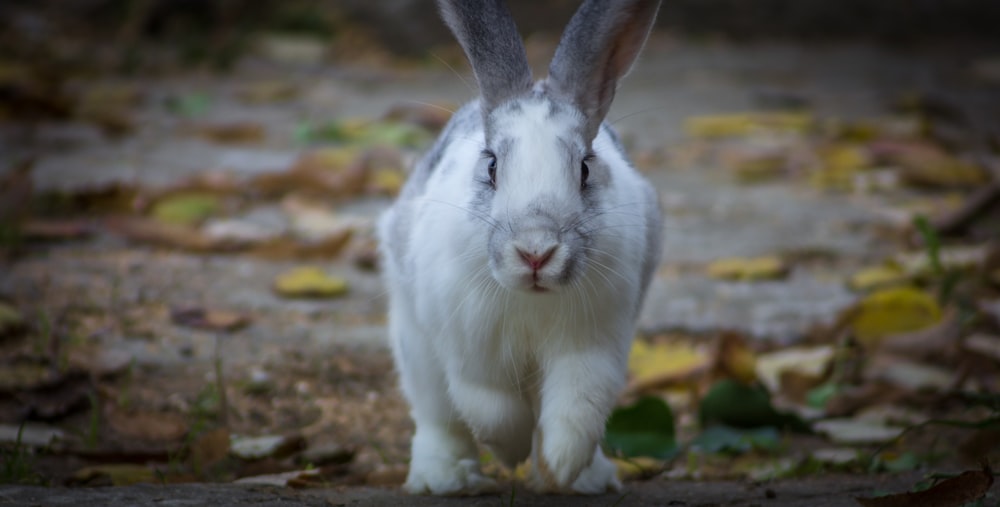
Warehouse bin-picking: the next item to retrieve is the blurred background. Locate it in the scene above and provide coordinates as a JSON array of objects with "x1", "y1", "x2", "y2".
[{"x1": 1, "y1": 0, "x2": 999, "y2": 499}]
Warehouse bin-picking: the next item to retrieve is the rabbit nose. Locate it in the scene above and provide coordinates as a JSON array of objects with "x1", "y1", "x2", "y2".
[{"x1": 516, "y1": 245, "x2": 557, "y2": 271}]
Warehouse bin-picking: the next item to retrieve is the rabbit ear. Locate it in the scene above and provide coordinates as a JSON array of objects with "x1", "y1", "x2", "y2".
[
  {"x1": 547, "y1": 0, "x2": 661, "y2": 140},
  {"x1": 438, "y1": 0, "x2": 533, "y2": 117}
]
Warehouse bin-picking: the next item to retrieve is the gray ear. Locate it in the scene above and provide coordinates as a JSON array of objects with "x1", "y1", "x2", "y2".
[
  {"x1": 547, "y1": 0, "x2": 661, "y2": 141},
  {"x1": 438, "y1": 0, "x2": 533, "y2": 117}
]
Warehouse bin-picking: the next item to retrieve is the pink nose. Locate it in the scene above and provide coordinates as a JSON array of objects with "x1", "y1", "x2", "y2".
[{"x1": 517, "y1": 246, "x2": 557, "y2": 271}]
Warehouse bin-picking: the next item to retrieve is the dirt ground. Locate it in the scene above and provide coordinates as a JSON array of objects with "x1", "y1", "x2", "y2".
[{"x1": 2, "y1": 27, "x2": 1000, "y2": 506}]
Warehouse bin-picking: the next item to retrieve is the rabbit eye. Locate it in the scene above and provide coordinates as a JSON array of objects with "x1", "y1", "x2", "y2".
[
  {"x1": 487, "y1": 156, "x2": 497, "y2": 188},
  {"x1": 580, "y1": 160, "x2": 590, "y2": 189}
]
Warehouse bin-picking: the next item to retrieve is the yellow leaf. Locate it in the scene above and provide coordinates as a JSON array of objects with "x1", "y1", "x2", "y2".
[
  {"x1": 72, "y1": 464, "x2": 156, "y2": 486},
  {"x1": 715, "y1": 332, "x2": 758, "y2": 385},
  {"x1": 848, "y1": 264, "x2": 909, "y2": 292},
  {"x1": 820, "y1": 143, "x2": 871, "y2": 173},
  {"x1": 851, "y1": 287, "x2": 943, "y2": 347},
  {"x1": 684, "y1": 112, "x2": 812, "y2": 138},
  {"x1": 612, "y1": 456, "x2": 664, "y2": 480},
  {"x1": 755, "y1": 345, "x2": 834, "y2": 394},
  {"x1": 628, "y1": 339, "x2": 709, "y2": 385},
  {"x1": 369, "y1": 168, "x2": 405, "y2": 195},
  {"x1": 273, "y1": 267, "x2": 349, "y2": 299},
  {"x1": 150, "y1": 192, "x2": 220, "y2": 225},
  {"x1": 706, "y1": 256, "x2": 787, "y2": 281}
]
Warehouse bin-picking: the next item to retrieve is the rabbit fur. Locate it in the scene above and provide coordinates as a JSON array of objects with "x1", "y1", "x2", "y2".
[{"x1": 377, "y1": 0, "x2": 663, "y2": 495}]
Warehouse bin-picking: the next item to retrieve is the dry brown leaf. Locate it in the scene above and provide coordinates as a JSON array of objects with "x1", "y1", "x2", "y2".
[
  {"x1": 382, "y1": 101, "x2": 455, "y2": 131},
  {"x1": 70, "y1": 464, "x2": 157, "y2": 486},
  {"x1": 712, "y1": 332, "x2": 758, "y2": 385},
  {"x1": 183, "y1": 121, "x2": 266, "y2": 144},
  {"x1": 188, "y1": 428, "x2": 230, "y2": 468},
  {"x1": 21, "y1": 219, "x2": 94, "y2": 241},
  {"x1": 855, "y1": 464, "x2": 994, "y2": 507},
  {"x1": 249, "y1": 230, "x2": 353, "y2": 260},
  {"x1": 871, "y1": 141, "x2": 989, "y2": 189},
  {"x1": 170, "y1": 306, "x2": 252, "y2": 333},
  {"x1": 107, "y1": 408, "x2": 188, "y2": 442},
  {"x1": 107, "y1": 217, "x2": 247, "y2": 252}
]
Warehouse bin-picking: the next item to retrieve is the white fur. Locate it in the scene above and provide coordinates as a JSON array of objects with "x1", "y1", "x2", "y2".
[
  {"x1": 378, "y1": 98, "x2": 661, "y2": 494},
  {"x1": 378, "y1": 0, "x2": 661, "y2": 494}
]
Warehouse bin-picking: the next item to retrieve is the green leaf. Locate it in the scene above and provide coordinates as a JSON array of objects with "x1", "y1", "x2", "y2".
[
  {"x1": 690, "y1": 425, "x2": 781, "y2": 454},
  {"x1": 166, "y1": 93, "x2": 211, "y2": 117},
  {"x1": 150, "y1": 193, "x2": 220, "y2": 225},
  {"x1": 698, "y1": 379, "x2": 809, "y2": 432},
  {"x1": 806, "y1": 383, "x2": 839, "y2": 409},
  {"x1": 604, "y1": 396, "x2": 677, "y2": 459}
]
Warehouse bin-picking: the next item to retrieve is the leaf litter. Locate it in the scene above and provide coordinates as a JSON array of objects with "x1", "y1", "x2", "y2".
[{"x1": 1, "y1": 21, "x2": 999, "y2": 505}]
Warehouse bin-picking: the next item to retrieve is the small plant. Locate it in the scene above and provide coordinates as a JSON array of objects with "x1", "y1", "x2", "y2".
[{"x1": 0, "y1": 424, "x2": 44, "y2": 485}]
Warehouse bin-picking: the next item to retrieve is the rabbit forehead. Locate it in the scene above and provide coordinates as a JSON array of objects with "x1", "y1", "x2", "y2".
[
  {"x1": 487, "y1": 98, "x2": 588, "y2": 209},
  {"x1": 487, "y1": 96, "x2": 588, "y2": 146}
]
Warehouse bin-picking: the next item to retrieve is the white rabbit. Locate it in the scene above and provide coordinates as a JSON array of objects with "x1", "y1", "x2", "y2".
[{"x1": 377, "y1": 0, "x2": 663, "y2": 496}]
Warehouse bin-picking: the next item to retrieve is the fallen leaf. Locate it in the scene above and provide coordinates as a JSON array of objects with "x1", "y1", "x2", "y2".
[
  {"x1": 611, "y1": 456, "x2": 664, "y2": 481},
  {"x1": 149, "y1": 192, "x2": 221, "y2": 226},
  {"x1": 850, "y1": 287, "x2": 943, "y2": 348},
  {"x1": 684, "y1": 112, "x2": 812, "y2": 138},
  {"x1": 250, "y1": 230, "x2": 353, "y2": 260},
  {"x1": 871, "y1": 141, "x2": 989, "y2": 189},
  {"x1": 755, "y1": 345, "x2": 834, "y2": 394},
  {"x1": 184, "y1": 121, "x2": 266, "y2": 144},
  {"x1": 71, "y1": 464, "x2": 157, "y2": 486},
  {"x1": 273, "y1": 267, "x2": 349, "y2": 299},
  {"x1": 628, "y1": 339, "x2": 710, "y2": 389},
  {"x1": 170, "y1": 306, "x2": 252, "y2": 333},
  {"x1": 811, "y1": 448, "x2": 860, "y2": 466},
  {"x1": 814, "y1": 418, "x2": 904, "y2": 445},
  {"x1": 604, "y1": 396, "x2": 677, "y2": 459},
  {"x1": 382, "y1": 101, "x2": 455, "y2": 131},
  {"x1": 236, "y1": 81, "x2": 299, "y2": 104},
  {"x1": 855, "y1": 464, "x2": 994, "y2": 507},
  {"x1": 713, "y1": 332, "x2": 758, "y2": 385},
  {"x1": 848, "y1": 264, "x2": 909, "y2": 292},
  {"x1": 690, "y1": 425, "x2": 781, "y2": 454},
  {"x1": 369, "y1": 168, "x2": 405, "y2": 195},
  {"x1": 229, "y1": 434, "x2": 306, "y2": 460},
  {"x1": 297, "y1": 443, "x2": 355, "y2": 467},
  {"x1": 865, "y1": 354, "x2": 954, "y2": 392},
  {"x1": 188, "y1": 428, "x2": 230, "y2": 468},
  {"x1": 107, "y1": 408, "x2": 188, "y2": 442},
  {"x1": 706, "y1": 256, "x2": 788, "y2": 281},
  {"x1": 698, "y1": 379, "x2": 808, "y2": 431},
  {"x1": 107, "y1": 217, "x2": 245, "y2": 252},
  {"x1": 964, "y1": 333, "x2": 1000, "y2": 362}
]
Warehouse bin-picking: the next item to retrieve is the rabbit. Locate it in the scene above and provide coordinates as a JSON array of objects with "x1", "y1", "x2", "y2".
[{"x1": 376, "y1": 0, "x2": 663, "y2": 496}]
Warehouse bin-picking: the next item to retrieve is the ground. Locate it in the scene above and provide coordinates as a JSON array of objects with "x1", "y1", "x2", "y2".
[{"x1": 1, "y1": 33, "x2": 1000, "y2": 506}]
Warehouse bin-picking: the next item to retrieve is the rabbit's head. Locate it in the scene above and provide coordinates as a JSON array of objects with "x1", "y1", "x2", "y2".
[{"x1": 439, "y1": 0, "x2": 659, "y2": 293}]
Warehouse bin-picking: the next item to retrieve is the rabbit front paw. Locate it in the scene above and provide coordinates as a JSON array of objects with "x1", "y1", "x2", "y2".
[
  {"x1": 530, "y1": 426, "x2": 611, "y2": 493},
  {"x1": 404, "y1": 457, "x2": 498, "y2": 496}
]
